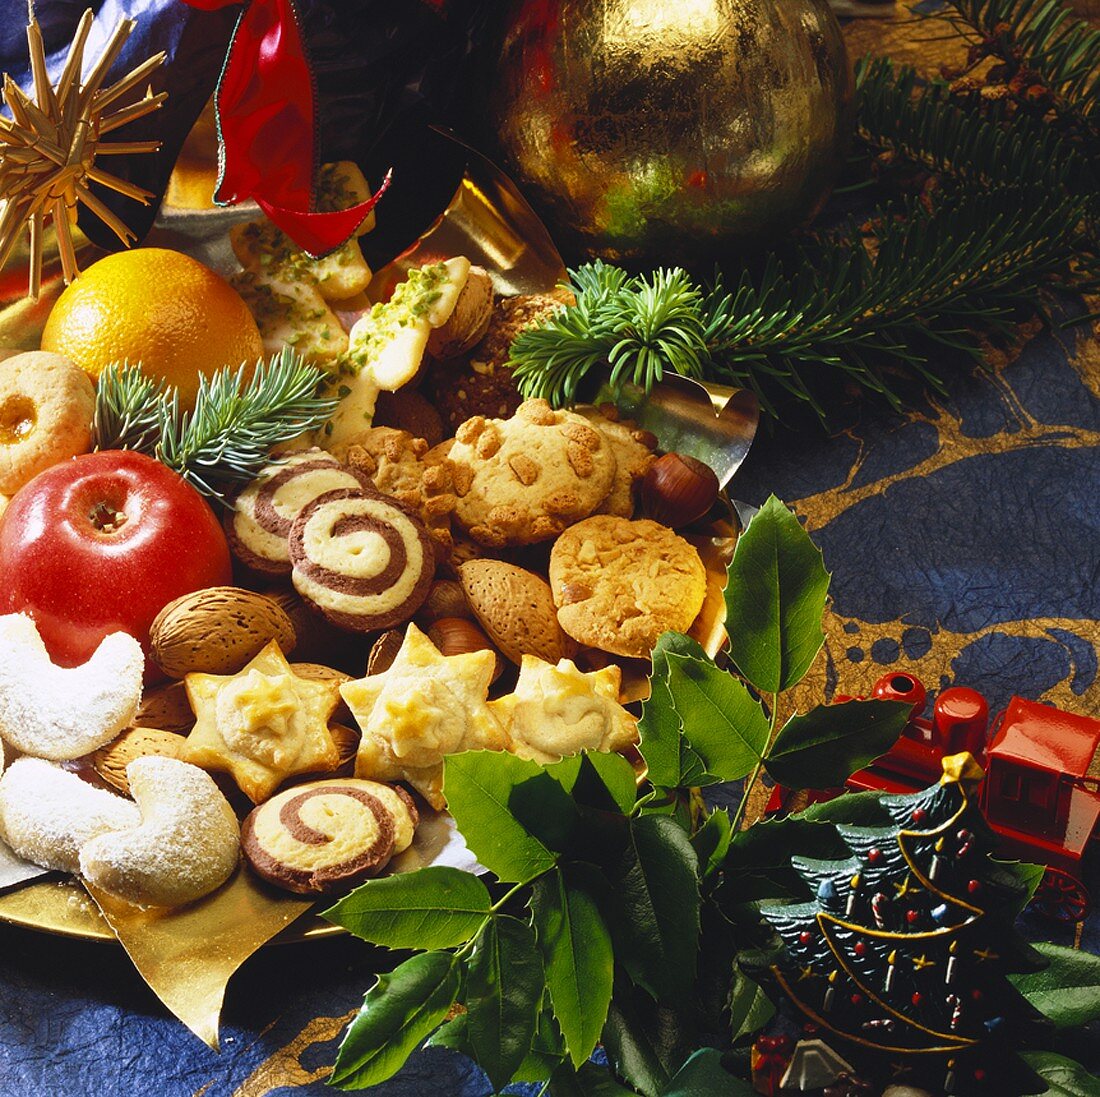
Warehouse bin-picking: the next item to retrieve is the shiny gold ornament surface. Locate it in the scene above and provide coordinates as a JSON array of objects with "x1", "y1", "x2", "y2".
[{"x1": 486, "y1": 0, "x2": 854, "y2": 264}]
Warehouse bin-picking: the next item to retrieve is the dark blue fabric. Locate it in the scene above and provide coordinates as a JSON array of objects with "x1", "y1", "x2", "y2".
[{"x1": 1, "y1": 305, "x2": 1096, "y2": 1097}]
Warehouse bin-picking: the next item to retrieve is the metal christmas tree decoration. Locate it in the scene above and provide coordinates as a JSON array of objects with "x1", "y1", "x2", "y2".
[{"x1": 0, "y1": 3, "x2": 166, "y2": 299}]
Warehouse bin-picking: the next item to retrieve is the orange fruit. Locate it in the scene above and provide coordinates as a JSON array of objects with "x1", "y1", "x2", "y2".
[{"x1": 41, "y1": 248, "x2": 264, "y2": 411}]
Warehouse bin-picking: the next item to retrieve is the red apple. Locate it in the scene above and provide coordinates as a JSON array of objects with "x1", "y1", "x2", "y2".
[{"x1": 0, "y1": 450, "x2": 233, "y2": 674}]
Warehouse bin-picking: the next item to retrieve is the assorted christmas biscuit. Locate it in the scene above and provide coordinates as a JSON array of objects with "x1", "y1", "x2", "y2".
[{"x1": 0, "y1": 249, "x2": 725, "y2": 915}]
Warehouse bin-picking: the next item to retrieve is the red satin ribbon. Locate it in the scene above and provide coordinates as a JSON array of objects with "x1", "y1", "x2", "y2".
[{"x1": 180, "y1": 0, "x2": 386, "y2": 256}]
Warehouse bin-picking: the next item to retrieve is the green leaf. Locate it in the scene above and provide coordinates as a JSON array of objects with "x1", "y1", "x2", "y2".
[
  {"x1": 607, "y1": 815, "x2": 701, "y2": 1003},
  {"x1": 550, "y1": 1062, "x2": 640, "y2": 1097},
  {"x1": 664, "y1": 654, "x2": 769, "y2": 781},
  {"x1": 720, "y1": 818, "x2": 851, "y2": 901},
  {"x1": 444, "y1": 751, "x2": 558, "y2": 883},
  {"x1": 331, "y1": 951, "x2": 460, "y2": 1089},
  {"x1": 764, "y1": 699, "x2": 910, "y2": 790},
  {"x1": 1010, "y1": 943, "x2": 1100, "y2": 1028},
  {"x1": 660, "y1": 1049, "x2": 755, "y2": 1096},
  {"x1": 996, "y1": 860, "x2": 1047, "y2": 918},
  {"x1": 603, "y1": 977, "x2": 694, "y2": 1097},
  {"x1": 550, "y1": 751, "x2": 639, "y2": 814},
  {"x1": 322, "y1": 867, "x2": 491, "y2": 949},
  {"x1": 424, "y1": 1012, "x2": 469, "y2": 1053},
  {"x1": 723, "y1": 495, "x2": 829, "y2": 694},
  {"x1": 531, "y1": 866, "x2": 614, "y2": 1069},
  {"x1": 466, "y1": 915, "x2": 545, "y2": 1089},
  {"x1": 691, "y1": 809, "x2": 733, "y2": 880},
  {"x1": 726, "y1": 970, "x2": 775, "y2": 1044},
  {"x1": 510, "y1": 1010, "x2": 567, "y2": 1083},
  {"x1": 1020, "y1": 1052, "x2": 1100, "y2": 1096},
  {"x1": 795, "y1": 791, "x2": 893, "y2": 826},
  {"x1": 639, "y1": 632, "x2": 714, "y2": 788}
]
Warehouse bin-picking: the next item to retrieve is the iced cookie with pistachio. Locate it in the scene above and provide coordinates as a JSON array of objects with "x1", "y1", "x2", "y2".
[
  {"x1": 323, "y1": 258, "x2": 472, "y2": 449},
  {"x1": 181, "y1": 639, "x2": 341, "y2": 803},
  {"x1": 341, "y1": 623, "x2": 509, "y2": 809}
]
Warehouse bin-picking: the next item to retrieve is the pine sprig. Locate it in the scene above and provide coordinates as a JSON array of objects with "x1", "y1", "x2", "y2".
[
  {"x1": 923, "y1": 0, "x2": 1100, "y2": 143},
  {"x1": 93, "y1": 349, "x2": 338, "y2": 501}
]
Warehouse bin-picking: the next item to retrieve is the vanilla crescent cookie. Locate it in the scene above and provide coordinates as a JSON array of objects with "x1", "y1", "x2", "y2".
[
  {"x1": 240, "y1": 778, "x2": 418, "y2": 895},
  {"x1": 548, "y1": 516, "x2": 708, "y2": 659},
  {"x1": 447, "y1": 398, "x2": 616, "y2": 547},
  {"x1": 0, "y1": 758, "x2": 141, "y2": 873},
  {"x1": 79, "y1": 756, "x2": 240, "y2": 907},
  {"x1": 0, "y1": 614, "x2": 143, "y2": 760},
  {"x1": 227, "y1": 449, "x2": 373, "y2": 575},
  {"x1": 289, "y1": 488, "x2": 435, "y2": 632},
  {"x1": 0, "y1": 351, "x2": 96, "y2": 495}
]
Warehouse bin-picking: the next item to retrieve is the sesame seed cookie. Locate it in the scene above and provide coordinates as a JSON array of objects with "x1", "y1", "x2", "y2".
[
  {"x1": 548, "y1": 515, "x2": 707, "y2": 658},
  {"x1": 448, "y1": 398, "x2": 617, "y2": 547}
]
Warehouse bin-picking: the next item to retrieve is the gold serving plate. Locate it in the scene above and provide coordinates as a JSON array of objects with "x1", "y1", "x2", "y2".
[{"x1": 0, "y1": 130, "x2": 757, "y2": 1043}]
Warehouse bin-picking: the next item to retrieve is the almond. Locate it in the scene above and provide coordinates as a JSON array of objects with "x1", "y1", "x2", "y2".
[
  {"x1": 150, "y1": 587, "x2": 296, "y2": 678},
  {"x1": 134, "y1": 681, "x2": 195, "y2": 734},
  {"x1": 92, "y1": 727, "x2": 184, "y2": 795},
  {"x1": 458, "y1": 560, "x2": 576, "y2": 666}
]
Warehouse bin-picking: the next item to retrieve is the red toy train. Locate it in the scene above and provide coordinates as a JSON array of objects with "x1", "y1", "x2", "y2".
[{"x1": 769, "y1": 672, "x2": 1100, "y2": 923}]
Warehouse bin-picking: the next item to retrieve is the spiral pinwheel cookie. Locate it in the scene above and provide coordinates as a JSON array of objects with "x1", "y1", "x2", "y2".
[
  {"x1": 227, "y1": 450, "x2": 372, "y2": 575},
  {"x1": 289, "y1": 488, "x2": 435, "y2": 632},
  {"x1": 240, "y1": 777, "x2": 418, "y2": 895}
]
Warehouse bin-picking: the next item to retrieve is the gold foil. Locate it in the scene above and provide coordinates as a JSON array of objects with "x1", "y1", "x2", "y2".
[{"x1": 487, "y1": 0, "x2": 854, "y2": 263}]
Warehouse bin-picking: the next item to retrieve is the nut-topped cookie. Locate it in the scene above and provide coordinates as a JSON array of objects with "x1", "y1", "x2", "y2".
[
  {"x1": 549, "y1": 515, "x2": 707, "y2": 659},
  {"x1": 579, "y1": 405, "x2": 658, "y2": 518},
  {"x1": 448, "y1": 398, "x2": 617, "y2": 546}
]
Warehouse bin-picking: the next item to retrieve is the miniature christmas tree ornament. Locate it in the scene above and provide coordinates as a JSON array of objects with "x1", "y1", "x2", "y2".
[{"x1": 758, "y1": 754, "x2": 1051, "y2": 1095}]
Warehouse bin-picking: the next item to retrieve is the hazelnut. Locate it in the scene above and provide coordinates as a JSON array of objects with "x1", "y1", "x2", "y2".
[
  {"x1": 418, "y1": 580, "x2": 473, "y2": 624},
  {"x1": 427, "y1": 617, "x2": 504, "y2": 681},
  {"x1": 427, "y1": 266, "x2": 494, "y2": 360},
  {"x1": 640, "y1": 452, "x2": 719, "y2": 528}
]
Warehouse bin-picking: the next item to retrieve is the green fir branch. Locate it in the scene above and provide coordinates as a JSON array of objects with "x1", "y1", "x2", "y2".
[{"x1": 93, "y1": 348, "x2": 338, "y2": 501}]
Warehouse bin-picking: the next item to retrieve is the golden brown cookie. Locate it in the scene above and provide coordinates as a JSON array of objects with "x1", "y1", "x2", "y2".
[
  {"x1": 0, "y1": 351, "x2": 95, "y2": 495},
  {"x1": 448, "y1": 398, "x2": 616, "y2": 546},
  {"x1": 548, "y1": 516, "x2": 707, "y2": 658},
  {"x1": 579, "y1": 405, "x2": 658, "y2": 518},
  {"x1": 337, "y1": 427, "x2": 457, "y2": 560}
]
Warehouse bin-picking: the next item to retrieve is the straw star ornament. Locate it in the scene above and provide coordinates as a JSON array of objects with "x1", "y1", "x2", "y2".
[{"x1": 0, "y1": 4, "x2": 167, "y2": 299}]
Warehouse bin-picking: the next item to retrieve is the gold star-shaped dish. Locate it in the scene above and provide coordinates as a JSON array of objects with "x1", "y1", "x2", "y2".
[
  {"x1": 341, "y1": 624, "x2": 508, "y2": 810},
  {"x1": 182, "y1": 640, "x2": 341, "y2": 803}
]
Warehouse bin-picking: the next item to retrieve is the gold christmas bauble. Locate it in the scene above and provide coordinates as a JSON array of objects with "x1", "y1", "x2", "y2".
[{"x1": 486, "y1": 0, "x2": 854, "y2": 264}]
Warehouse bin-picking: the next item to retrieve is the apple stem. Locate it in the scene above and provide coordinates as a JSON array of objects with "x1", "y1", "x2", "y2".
[{"x1": 89, "y1": 501, "x2": 127, "y2": 534}]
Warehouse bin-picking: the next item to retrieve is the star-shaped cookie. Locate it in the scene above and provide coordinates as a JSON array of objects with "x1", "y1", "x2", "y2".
[
  {"x1": 491, "y1": 656, "x2": 638, "y2": 764},
  {"x1": 182, "y1": 640, "x2": 341, "y2": 803},
  {"x1": 341, "y1": 624, "x2": 509, "y2": 809}
]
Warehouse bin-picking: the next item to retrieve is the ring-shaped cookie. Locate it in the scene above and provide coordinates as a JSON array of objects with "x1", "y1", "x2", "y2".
[{"x1": 0, "y1": 352, "x2": 95, "y2": 495}]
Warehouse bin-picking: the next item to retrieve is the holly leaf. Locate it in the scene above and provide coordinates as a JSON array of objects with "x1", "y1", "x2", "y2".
[
  {"x1": 1020, "y1": 1052, "x2": 1100, "y2": 1096},
  {"x1": 764, "y1": 699, "x2": 910, "y2": 790},
  {"x1": 424, "y1": 1012, "x2": 469, "y2": 1053},
  {"x1": 604, "y1": 977, "x2": 695, "y2": 1097},
  {"x1": 726, "y1": 970, "x2": 775, "y2": 1044},
  {"x1": 691, "y1": 809, "x2": 733, "y2": 880},
  {"x1": 607, "y1": 815, "x2": 701, "y2": 1004},
  {"x1": 550, "y1": 1062, "x2": 640, "y2": 1096},
  {"x1": 795, "y1": 791, "x2": 893, "y2": 826},
  {"x1": 331, "y1": 951, "x2": 460, "y2": 1089},
  {"x1": 322, "y1": 866, "x2": 491, "y2": 950},
  {"x1": 640, "y1": 632, "x2": 717, "y2": 789},
  {"x1": 995, "y1": 859, "x2": 1047, "y2": 917},
  {"x1": 664, "y1": 654, "x2": 769, "y2": 781},
  {"x1": 723, "y1": 495, "x2": 829, "y2": 694},
  {"x1": 1010, "y1": 943, "x2": 1100, "y2": 1028},
  {"x1": 660, "y1": 1049, "x2": 756, "y2": 1096},
  {"x1": 466, "y1": 915, "x2": 545, "y2": 1089},
  {"x1": 510, "y1": 1010, "x2": 567, "y2": 1083},
  {"x1": 720, "y1": 817, "x2": 851, "y2": 901},
  {"x1": 530, "y1": 866, "x2": 614, "y2": 1069},
  {"x1": 550, "y1": 751, "x2": 640, "y2": 814},
  {"x1": 444, "y1": 751, "x2": 558, "y2": 882}
]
